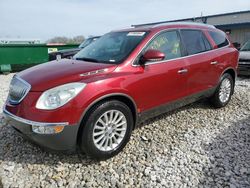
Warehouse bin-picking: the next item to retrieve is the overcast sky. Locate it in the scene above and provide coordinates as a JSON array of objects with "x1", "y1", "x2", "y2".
[{"x1": 0, "y1": 0, "x2": 249, "y2": 41}]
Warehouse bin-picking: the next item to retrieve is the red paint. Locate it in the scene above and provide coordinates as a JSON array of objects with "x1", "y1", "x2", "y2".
[
  {"x1": 5, "y1": 23, "x2": 239, "y2": 125},
  {"x1": 142, "y1": 49, "x2": 165, "y2": 62}
]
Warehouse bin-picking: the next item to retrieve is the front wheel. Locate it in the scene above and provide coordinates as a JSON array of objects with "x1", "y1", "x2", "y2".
[
  {"x1": 210, "y1": 73, "x2": 234, "y2": 108},
  {"x1": 79, "y1": 100, "x2": 133, "y2": 160}
]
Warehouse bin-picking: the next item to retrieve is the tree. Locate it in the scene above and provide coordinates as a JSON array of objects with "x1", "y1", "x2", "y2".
[
  {"x1": 71, "y1": 36, "x2": 85, "y2": 44},
  {"x1": 46, "y1": 35, "x2": 85, "y2": 44}
]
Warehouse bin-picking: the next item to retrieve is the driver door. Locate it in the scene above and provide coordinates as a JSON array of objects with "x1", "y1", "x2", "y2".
[{"x1": 132, "y1": 30, "x2": 189, "y2": 112}]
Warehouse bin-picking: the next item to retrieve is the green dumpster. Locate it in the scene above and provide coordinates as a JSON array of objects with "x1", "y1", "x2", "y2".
[{"x1": 0, "y1": 44, "x2": 79, "y2": 73}]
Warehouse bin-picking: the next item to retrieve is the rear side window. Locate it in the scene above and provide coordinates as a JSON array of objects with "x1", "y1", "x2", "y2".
[
  {"x1": 181, "y1": 30, "x2": 212, "y2": 55},
  {"x1": 209, "y1": 31, "x2": 229, "y2": 48}
]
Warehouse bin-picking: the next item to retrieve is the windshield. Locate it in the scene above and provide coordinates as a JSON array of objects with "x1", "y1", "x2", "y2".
[
  {"x1": 240, "y1": 40, "x2": 250, "y2": 51},
  {"x1": 74, "y1": 31, "x2": 148, "y2": 64},
  {"x1": 79, "y1": 38, "x2": 98, "y2": 48}
]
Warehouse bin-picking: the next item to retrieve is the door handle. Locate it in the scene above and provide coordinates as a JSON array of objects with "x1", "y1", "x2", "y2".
[
  {"x1": 178, "y1": 69, "x2": 188, "y2": 74},
  {"x1": 211, "y1": 61, "x2": 218, "y2": 65}
]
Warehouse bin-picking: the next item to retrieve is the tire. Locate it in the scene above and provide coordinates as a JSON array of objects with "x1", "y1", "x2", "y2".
[
  {"x1": 210, "y1": 73, "x2": 234, "y2": 108},
  {"x1": 79, "y1": 100, "x2": 133, "y2": 160}
]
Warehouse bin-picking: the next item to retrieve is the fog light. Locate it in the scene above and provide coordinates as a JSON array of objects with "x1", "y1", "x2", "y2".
[{"x1": 32, "y1": 125, "x2": 64, "y2": 134}]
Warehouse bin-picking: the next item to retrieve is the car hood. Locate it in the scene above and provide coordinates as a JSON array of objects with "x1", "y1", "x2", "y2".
[
  {"x1": 239, "y1": 51, "x2": 250, "y2": 60},
  {"x1": 18, "y1": 59, "x2": 117, "y2": 91}
]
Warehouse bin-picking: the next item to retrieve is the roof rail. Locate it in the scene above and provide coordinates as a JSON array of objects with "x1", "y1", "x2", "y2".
[
  {"x1": 133, "y1": 21, "x2": 216, "y2": 29},
  {"x1": 154, "y1": 21, "x2": 215, "y2": 28}
]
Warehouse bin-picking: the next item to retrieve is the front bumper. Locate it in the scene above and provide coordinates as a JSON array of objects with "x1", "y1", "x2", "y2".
[{"x1": 3, "y1": 108, "x2": 79, "y2": 152}]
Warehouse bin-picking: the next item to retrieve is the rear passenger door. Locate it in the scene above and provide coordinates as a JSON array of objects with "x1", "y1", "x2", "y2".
[
  {"x1": 208, "y1": 30, "x2": 231, "y2": 82},
  {"x1": 180, "y1": 29, "x2": 215, "y2": 96}
]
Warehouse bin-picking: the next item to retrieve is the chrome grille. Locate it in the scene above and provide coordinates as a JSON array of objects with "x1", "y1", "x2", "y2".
[{"x1": 8, "y1": 76, "x2": 31, "y2": 104}]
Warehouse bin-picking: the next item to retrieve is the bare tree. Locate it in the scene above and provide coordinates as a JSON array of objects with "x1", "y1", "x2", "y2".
[
  {"x1": 72, "y1": 36, "x2": 85, "y2": 44},
  {"x1": 46, "y1": 36, "x2": 85, "y2": 44}
]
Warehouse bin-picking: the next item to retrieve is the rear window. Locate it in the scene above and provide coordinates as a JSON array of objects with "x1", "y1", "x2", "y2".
[
  {"x1": 209, "y1": 31, "x2": 229, "y2": 48},
  {"x1": 181, "y1": 30, "x2": 212, "y2": 55}
]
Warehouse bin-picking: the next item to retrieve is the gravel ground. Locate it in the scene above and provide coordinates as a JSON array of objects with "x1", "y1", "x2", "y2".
[{"x1": 0, "y1": 73, "x2": 249, "y2": 188}]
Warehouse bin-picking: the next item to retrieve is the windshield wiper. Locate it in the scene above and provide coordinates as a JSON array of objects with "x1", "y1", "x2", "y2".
[{"x1": 75, "y1": 57, "x2": 99, "y2": 62}]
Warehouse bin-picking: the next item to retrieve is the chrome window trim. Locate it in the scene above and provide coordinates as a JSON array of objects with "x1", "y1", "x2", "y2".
[
  {"x1": 132, "y1": 28, "x2": 230, "y2": 67},
  {"x1": 3, "y1": 107, "x2": 69, "y2": 127},
  {"x1": 8, "y1": 75, "x2": 32, "y2": 105}
]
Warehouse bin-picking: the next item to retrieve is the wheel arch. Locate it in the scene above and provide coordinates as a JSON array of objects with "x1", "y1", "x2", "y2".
[
  {"x1": 76, "y1": 93, "x2": 138, "y2": 145},
  {"x1": 221, "y1": 67, "x2": 236, "y2": 83},
  {"x1": 219, "y1": 67, "x2": 236, "y2": 94}
]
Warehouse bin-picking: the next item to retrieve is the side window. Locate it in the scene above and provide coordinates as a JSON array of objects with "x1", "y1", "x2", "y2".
[
  {"x1": 181, "y1": 30, "x2": 210, "y2": 55},
  {"x1": 209, "y1": 31, "x2": 229, "y2": 48},
  {"x1": 145, "y1": 31, "x2": 182, "y2": 60}
]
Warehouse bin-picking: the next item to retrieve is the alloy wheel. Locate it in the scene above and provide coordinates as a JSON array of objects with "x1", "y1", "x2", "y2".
[
  {"x1": 219, "y1": 78, "x2": 232, "y2": 103},
  {"x1": 92, "y1": 110, "x2": 127, "y2": 152}
]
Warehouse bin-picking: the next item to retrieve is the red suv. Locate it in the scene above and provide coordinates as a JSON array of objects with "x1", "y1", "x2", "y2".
[{"x1": 3, "y1": 22, "x2": 238, "y2": 159}]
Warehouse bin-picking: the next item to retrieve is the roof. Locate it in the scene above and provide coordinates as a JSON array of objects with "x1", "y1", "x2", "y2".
[{"x1": 113, "y1": 22, "x2": 217, "y2": 33}]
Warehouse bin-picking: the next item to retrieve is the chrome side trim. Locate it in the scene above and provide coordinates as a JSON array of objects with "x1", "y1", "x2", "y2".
[
  {"x1": 3, "y1": 108, "x2": 69, "y2": 127},
  {"x1": 8, "y1": 75, "x2": 32, "y2": 105},
  {"x1": 80, "y1": 68, "x2": 107, "y2": 77}
]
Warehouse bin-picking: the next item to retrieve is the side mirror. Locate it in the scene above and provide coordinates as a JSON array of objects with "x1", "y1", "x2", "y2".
[{"x1": 140, "y1": 49, "x2": 165, "y2": 64}]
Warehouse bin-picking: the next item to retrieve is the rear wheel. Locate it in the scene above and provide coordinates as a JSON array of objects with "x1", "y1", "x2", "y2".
[
  {"x1": 79, "y1": 100, "x2": 133, "y2": 159},
  {"x1": 210, "y1": 73, "x2": 234, "y2": 108}
]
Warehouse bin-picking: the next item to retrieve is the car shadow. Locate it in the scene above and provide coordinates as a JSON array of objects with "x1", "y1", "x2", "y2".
[{"x1": 199, "y1": 116, "x2": 250, "y2": 187}]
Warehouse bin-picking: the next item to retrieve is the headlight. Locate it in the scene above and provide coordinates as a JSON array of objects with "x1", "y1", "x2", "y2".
[{"x1": 36, "y1": 82, "x2": 86, "y2": 110}]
